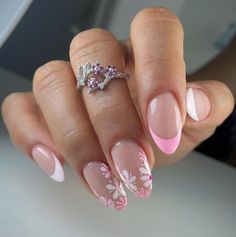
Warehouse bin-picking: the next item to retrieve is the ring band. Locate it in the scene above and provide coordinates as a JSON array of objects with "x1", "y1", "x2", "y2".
[{"x1": 76, "y1": 60, "x2": 129, "y2": 93}]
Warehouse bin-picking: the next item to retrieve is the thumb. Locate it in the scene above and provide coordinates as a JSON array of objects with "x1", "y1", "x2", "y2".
[
  {"x1": 185, "y1": 80, "x2": 234, "y2": 138},
  {"x1": 155, "y1": 80, "x2": 234, "y2": 167}
]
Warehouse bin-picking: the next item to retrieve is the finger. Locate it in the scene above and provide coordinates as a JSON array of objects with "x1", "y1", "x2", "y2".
[
  {"x1": 155, "y1": 80, "x2": 234, "y2": 166},
  {"x1": 33, "y1": 60, "x2": 127, "y2": 210},
  {"x1": 70, "y1": 29, "x2": 154, "y2": 198},
  {"x1": 130, "y1": 7, "x2": 186, "y2": 154},
  {"x1": 1, "y1": 92, "x2": 65, "y2": 182},
  {"x1": 185, "y1": 80, "x2": 234, "y2": 141}
]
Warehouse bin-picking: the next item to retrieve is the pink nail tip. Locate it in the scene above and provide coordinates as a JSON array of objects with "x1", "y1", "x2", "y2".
[{"x1": 149, "y1": 126, "x2": 182, "y2": 154}]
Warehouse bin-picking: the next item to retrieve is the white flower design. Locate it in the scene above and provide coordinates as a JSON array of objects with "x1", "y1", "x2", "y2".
[
  {"x1": 106, "y1": 177, "x2": 126, "y2": 199},
  {"x1": 118, "y1": 168, "x2": 137, "y2": 192},
  {"x1": 139, "y1": 160, "x2": 152, "y2": 189},
  {"x1": 100, "y1": 163, "x2": 112, "y2": 179},
  {"x1": 99, "y1": 196, "x2": 115, "y2": 208}
]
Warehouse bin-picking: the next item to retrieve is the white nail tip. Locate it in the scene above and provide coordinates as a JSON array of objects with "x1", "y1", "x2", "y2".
[
  {"x1": 186, "y1": 88, "x2": 199, "y2": 121},
  {"x1": 49, "y1": 154, "x2": 65, "y2": 182}
]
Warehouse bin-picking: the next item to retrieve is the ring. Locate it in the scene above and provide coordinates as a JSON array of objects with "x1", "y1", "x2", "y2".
[{"x1": 76, "y1": 60, "x2": 129, "y2": 93}]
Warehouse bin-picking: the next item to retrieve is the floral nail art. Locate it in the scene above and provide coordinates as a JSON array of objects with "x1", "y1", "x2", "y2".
[
  {"x1": 115, "y1": 166, "x2": 138, "y2": 192},
  {"x1": 83, "y1": 162, "x2": 127, "y2": 211},
  {"x1": 100, "y1": 163, "x2": 112, "y2": 179},
  {"x1": 111, "y1": 140, "x2": 153, "y2": 199},
  {"x1": 106, "y1": 177, "x2": 126, "y2": 199},
  {"x1": 139, "y1": 160, "x2": 153, "y2": 189},
  {"x1": 115, "y1": 196, "x2": 128, "y2": 210},
  {"x1": 99, "y1": 196, "x2": 115, "y2": 208},
  {"x1": 134, "y1": 187, "x2": 151, "y2": 199}
]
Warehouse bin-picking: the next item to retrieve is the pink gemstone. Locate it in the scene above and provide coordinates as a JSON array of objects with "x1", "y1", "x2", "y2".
[
  {"x1": 92, "y1": 63, "x2": 104, "y2": 75},
  {"x1": 87, "y1": 77, "x2": 99, "y2": 89},
  {"x1": 106, "y1": 65, "x2": 117, "y2": 76}
]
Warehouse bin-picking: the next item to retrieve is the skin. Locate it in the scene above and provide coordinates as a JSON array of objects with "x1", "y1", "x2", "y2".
[{"x1": 1, "y1": 7, "x2": 235, "y2": 197}]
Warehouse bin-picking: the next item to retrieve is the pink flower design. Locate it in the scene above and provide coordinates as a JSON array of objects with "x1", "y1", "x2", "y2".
[
  {"x1": 99, "y1": 196, "x2": 115, "y2": 208},
  {"x1": 118, "y1": 168, "x2": 137, "y2": 192},
  {"x1": 92, "y1": 62, "x2": 104, "y2": 75},
  {"x1": 135, "y1": 187, "x2": 151, "y2": 199},
  {"x1": 115, "y1": 196, "x2": 128, "y2": 210},
  {"x1": 137, "y1": 149, "x2": 147, "y2": 162},
  {"x1": 106, "y1": 177, "x2": 126, "y2": 199},
  {"x1": 139, "y1": 160, "x2": 152, "y2": 189},
  {"x1": 100, "y1": 163, "x2": 112, "y2": 179}
]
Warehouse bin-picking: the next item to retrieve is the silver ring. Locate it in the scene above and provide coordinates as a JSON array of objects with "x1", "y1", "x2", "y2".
[{"x1": 76, "y1": 60, "x2": 129, "y2": 93}]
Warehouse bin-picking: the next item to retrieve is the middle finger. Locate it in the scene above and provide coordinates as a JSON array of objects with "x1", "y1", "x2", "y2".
[{"x1": 70, "y1": 29, "x2": 154, "y2": 198}]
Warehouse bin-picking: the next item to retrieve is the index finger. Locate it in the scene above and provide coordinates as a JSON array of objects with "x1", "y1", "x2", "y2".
[{"x1": 130, "y1": 7, "x2": 186, "y2": 154}]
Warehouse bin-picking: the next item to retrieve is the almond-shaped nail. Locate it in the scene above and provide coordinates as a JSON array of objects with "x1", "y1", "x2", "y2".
[
  {"x1": 186, "y1": 87, "x2": 211, "y2": 121},
  {"x1": 83, "y1": 161, "x2": 127, "y2": 211},
  {"x1": 147, "y1": 92, "x2": 182, "y2": 154},
  {"x1": 32, "y1": 145, "x2": 65, "y2": 182},
  {"x1": 111, "y1": 140, "x2": 152, "y2": 199}
]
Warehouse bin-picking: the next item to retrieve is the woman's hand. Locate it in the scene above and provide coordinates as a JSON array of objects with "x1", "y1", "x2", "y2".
[{"x1": 1, "y1": 7, "x2": 234, "y2": 210}]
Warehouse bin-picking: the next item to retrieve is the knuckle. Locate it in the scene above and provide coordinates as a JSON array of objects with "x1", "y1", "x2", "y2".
[
  {"x1": 92, "y1": 95, "x2": 132, "y2": 127},
  {"x1": 60, "y1": 127, "x2": 92, "y2": 154},
  {"x1": 33, "y1": 60, "x2": 68, "y2": 98},
  {"x1": 1, "y1": 92, "x2": 22, "y2": 116},
  {"x1": 10, "y1": 130, "x2": 25, "y2": 149},
  {"x1": 132, "y1": 6, "x2": 183, "y2": 33},
  {"x1": 140, "y1": 58, "x2": 185, "y2": 88},
  {"x1": 70, "y1": 28, "x2": 118, "y2": 59},
  {"x1": 142, "y1": 57, "x2": 185, "y2": 72},
  {"x1": 212, "y1": 80, "x2": 235, "y2": 115}
]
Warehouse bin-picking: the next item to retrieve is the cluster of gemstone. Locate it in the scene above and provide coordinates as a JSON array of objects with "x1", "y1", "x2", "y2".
[
  {"x1": 77, "y1": 61, "x2": 128, "y2": 93},
  {"x1": 87, "y1": 63, "x2": 118, "y2": 90}
]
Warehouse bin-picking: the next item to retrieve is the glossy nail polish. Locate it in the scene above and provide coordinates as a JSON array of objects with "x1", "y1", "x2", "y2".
[
  {"x1": 83, "y1": 161, "x2": 127, "y2": 210},
  {"x1": 32, "y1": 145, "x2": 65, "y2": 182},
  {"x1": 147, "y1": 92, "x2": 182, "y2": 154},
  {"x1": 111, "y1": 140, "x2": 152, "y2": 199},
  {"x1": 186, "y1": 87, "x2": 210, "y2": 121}
]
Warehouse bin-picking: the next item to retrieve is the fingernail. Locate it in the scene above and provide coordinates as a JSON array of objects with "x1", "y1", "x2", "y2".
[
  {"x1": 32, "y1": 145, "x2": 65, "y2": 182},
  {"x1": 83, "y1": 161, "x2": 127, "y2": 211},
  {"x1": 186, "y1": 87, "x2": 211, "y2": 121},
  {"x1": 147, "y1": 92, "x2": 182, "y2": 154},
  {"x1": 111, "y1": 140, "x2": 152, "y2": 199}
]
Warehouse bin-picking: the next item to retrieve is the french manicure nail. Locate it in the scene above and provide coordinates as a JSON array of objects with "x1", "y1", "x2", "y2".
[
  {"x1": 32, "y1": 145, "x2": 65, "y2": 182},
  {"x1": 83, "y1": 161, "x2": 127, "y2": 210},
  {"x1": 147, "y1": 92, "x2": 182, "y2": 154},
  {"x1": 186, "y1": 87, "x2": 210, "y2": 121},
  {"x1": 111, "y1": 140, "x2": 152, "y2": 199}
]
